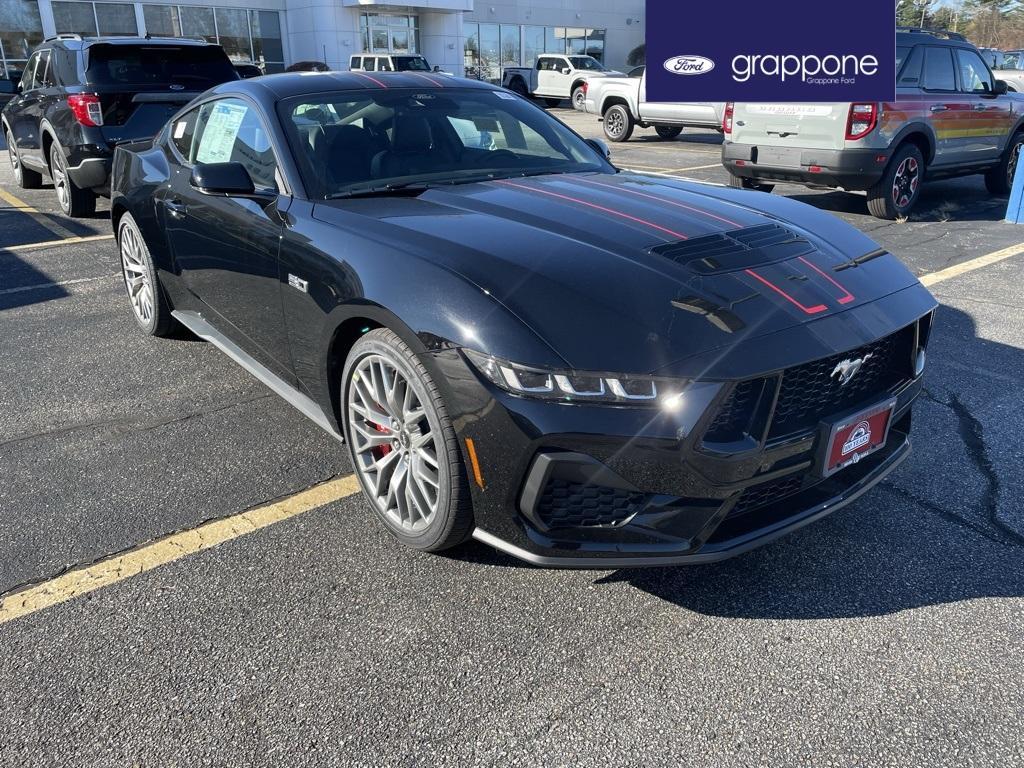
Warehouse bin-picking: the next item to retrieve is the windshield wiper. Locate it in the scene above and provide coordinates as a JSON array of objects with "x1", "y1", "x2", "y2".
[{"x1": 327, "y1": 182, "x2": 431, "y2": 200}]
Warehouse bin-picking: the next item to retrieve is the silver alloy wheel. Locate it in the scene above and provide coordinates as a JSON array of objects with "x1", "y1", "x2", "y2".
[
  {"x1": 1009, "y1": 140, "x2": 1023, "y2": 186},
  {"x1": 605, "y1": 108, "x2": 625, "y2": 139},
  {"x1": 7, "y1": 132, "x2": 20, "y2": 182},
  {"x1": 573, "y1": 88, "x2": 586, "y2": 110},
  {"x1": 51, "y1": 147, "x2": 69, "y2": 211},
  {"x1": 119, "y1": 222, "x2": 154, "y2": 324},
  {"x1": 348, "y1": 354, "x2": 441, "y2": 532}
]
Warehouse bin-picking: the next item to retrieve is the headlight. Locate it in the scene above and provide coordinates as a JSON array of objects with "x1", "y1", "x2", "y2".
[{"x1": 463, "y1": 349, "x2": 689, "y2": 408}]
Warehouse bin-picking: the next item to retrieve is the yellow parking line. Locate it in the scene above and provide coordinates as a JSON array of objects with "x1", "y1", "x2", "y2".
[
  {"x1": 0, "y1": 187, "x2": 78, "y2": 240},
  {"x1": 0, "y1": 474, "x2": 362, "y2": 626},
  {"x1": 919, "y1": 242, "x2": 1024, "y2": 287},
  {"x1": 2, "y1": 233, "x2": 113, "y2": 252}
]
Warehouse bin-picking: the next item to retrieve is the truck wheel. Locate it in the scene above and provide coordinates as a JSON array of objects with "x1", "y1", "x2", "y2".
[
  {"x1": 572, "y1": 86, "x2": 586, "y2": 110},
  {"x1": 603, "y1": 104, "x2": 634, "y2": 142},
  {"x1": 544, "y1": 98, "x2": 562, "y2": 108},
  {"x1": 867, "y1": 143, "x2": 924, "y2": 219},
  {"x1": 508, "y1": 79, "x2": 529, "y2": 98},
  {"x1": 655, "y1": 126, "x2": 683, "y2": 140},
  {"x1": 728, "y1": 174, "x2": 774, "y2": 193},
  {"x1": 984, "y1": 130, "x2": 1024, "y2": 195}
]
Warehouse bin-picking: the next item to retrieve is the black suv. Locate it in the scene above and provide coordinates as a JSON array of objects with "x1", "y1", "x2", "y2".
[{"x1": 2, "y1": 35, "x2": 238, "y2": 217}]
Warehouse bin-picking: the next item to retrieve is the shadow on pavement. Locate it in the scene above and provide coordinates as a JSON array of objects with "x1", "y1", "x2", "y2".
[{"x1": 0, "y1": 249, "x2": 68, "y2": 310}]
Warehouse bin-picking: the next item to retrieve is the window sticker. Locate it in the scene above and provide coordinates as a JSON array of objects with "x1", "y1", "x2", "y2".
[
  {"x1": 172, "y1": 120, "x2": 188, "y2": 139},
  {"x1": 196, "y1": 102, "x2": 248, "y2": 164},
  {"x1": 494, "y1": 91, "x2": 517, "y2": 100}
]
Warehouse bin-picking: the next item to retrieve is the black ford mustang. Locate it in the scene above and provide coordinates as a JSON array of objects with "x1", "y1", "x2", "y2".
[{"x1": 110, "y1": 73, "x2": 937, "y2": 567}]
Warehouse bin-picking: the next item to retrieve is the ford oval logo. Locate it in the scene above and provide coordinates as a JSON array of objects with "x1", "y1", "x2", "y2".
[{"x1": 663, "y1": 55, "x2": 715, "y2": 76}]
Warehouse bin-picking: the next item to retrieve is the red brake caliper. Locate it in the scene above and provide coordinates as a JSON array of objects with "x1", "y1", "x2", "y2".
[{"x1": 371, "y1": 415, "x2": 392, "y2": 459}]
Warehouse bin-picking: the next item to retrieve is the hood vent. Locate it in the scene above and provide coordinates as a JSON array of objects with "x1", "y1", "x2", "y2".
[{"x1": 651, "y1": 223, "x2": 815, "y2": 275}]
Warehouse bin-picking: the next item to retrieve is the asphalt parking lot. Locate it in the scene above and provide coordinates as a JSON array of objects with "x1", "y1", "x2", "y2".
[{"x1": 1, "y1": 113, "x2": 1023, "y2": 767}]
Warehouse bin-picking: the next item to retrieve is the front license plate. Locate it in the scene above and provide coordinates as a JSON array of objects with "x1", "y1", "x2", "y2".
[{"x1": 820, "y1": 398, "x2": 897, "y2": 478}]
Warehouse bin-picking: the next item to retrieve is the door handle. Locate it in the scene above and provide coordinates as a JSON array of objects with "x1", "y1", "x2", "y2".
[
  {"x1": 974, "y1": 104, "x2": 990, "y2": 111},
  {"x1": 929, "y1": 104, "x2": 948, "y2": 113},
  {"x1": 164, "y1": 199, "x2": 187, "y2": 218}
]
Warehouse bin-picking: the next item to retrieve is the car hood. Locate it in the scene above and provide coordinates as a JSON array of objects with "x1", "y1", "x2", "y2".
[{"x1": 313, "y1": 172, "x2": 927, "y2": 375}]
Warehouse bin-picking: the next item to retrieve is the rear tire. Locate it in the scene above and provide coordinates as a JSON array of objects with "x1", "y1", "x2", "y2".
[
  {"x1": 603, "y1": 104, "x2": 634, "y2": 142},
  {"x1": 867, "y1": 143, "x2": 924, "y2": 219},
  {"x1": 728, "y1": 174, "x2": 774, "y2": 193},
  {"x1": 655, "y1": 126, "x2": 683, "y2": 140},
  {"x1": 117, "y1": 212, "x2": 175, "y2": 337},
  {"x1": 984, "y1": 130, "x2": 1024, "y2": 195},
  {"x1": 7, "y1": 128, "x2": 43, "y2": 189},
  {"x1": 50, "y1": 143, "x2": 96, "y2": 218},
  {"x1": 342, "y1": 328, "x2": 474, "y2": 553}
]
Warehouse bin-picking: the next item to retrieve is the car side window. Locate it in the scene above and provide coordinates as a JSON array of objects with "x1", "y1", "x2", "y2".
[
  {"x1": 36, "y1": 51, "x2": 54, "y2": 89},
  {"x1": 922, "y1": 46, "x2": 956, "y2": 92},
  {"x1": 898, "y1": 47, "x2": 923, "y2": 86},
  {"x1": 20, "y1": 52, "x2": 39, "y2": 91},
  {"x1": 193, "y1": 98, "x2": 279, "y2": 192},
  {"x1": 168, "y1": 106, "x2": 200, "y2": 161},
  {"x1": 364, "y1": 57, "x2": 376, "y2": 72},
  {"x1": 350, "y1": 56, "x2": 360, "y2": 69},
  {"x1": 379, "y1": 58, "x2": 393, "y2": 72},
  {"x1": 956, "y1": 49, "x2": 994, "y2": 93}
]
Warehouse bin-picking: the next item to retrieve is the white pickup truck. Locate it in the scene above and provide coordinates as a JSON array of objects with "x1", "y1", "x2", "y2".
[
  {"x1": 583, "y1": 66, "x2": 726, "y2": 142},
  {"x1": 502, "y1": 54, "x2": 623, "y2": 109}
]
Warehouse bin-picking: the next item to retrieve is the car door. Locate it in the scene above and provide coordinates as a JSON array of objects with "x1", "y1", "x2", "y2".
[
  {"x1": 7, "y1": 51, "x2": 44, "y2": 169},
  {"x1": 921, "y1": 45, "x2": 971, "y2": 167},
  {"x1": 162, "y1": 96, "x2": 294, "y2": 380},
  {"x1": 954, "y1": 46, "x2": 1013, "y2": 163},
  {"x1": 538, "y1": 57, "x2": 570, "y2": 96}
]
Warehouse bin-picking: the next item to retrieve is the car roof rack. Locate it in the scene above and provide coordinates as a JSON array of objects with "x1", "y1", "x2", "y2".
[{"x1": 896, "y1": 26, "x2": 967, "y2": 41}]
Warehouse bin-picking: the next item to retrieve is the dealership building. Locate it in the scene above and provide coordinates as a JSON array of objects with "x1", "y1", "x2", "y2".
[{"x1": 0, "y1": 0, "x2": 645, "y2": 80}]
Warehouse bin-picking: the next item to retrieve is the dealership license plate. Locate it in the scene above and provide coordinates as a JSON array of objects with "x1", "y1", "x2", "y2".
[
  {"x1": 755, "y1": 146, "x2": 802, "y2": 167},
  {"x1": 820, "y1": 398, "x2": 897, "y2": 478}
]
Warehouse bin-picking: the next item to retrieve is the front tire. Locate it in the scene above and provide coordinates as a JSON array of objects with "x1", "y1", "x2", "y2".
[
  {"x1": 343, "y1": 328, "x2": 473, "y2": 553},
  {"x1": 571, "y1": 86, "x2": 586, "y2": 111},
  {"x1": 655, "y1": 126, "x2": 683, "y2": 140},
  {"x1": 6, "y1": 128, "x2": 42, "y2": 189},
  {"x1": 603, "y1": 104, "x2": 634, "y2": 143},
  {"x1": 50, "y1": 143, "x2": 96, "y2": 217},
  {"x1": 118, "y1": 212, "x2": 175, "y2": 337},
  {"x1": 984, "y1": 130, "x2": 1024, "y2": 195},
  {"x1": 867, "y1": 143, "x2": 924, "y2": 219}
]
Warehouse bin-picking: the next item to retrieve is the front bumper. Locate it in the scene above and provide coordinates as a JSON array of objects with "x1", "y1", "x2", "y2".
[
  {"x1": 723, "y1": 142, "x2": 888, "y2": 191},
  {"x1": 430, "y1": 308, "x2": 934, "y2": 568}
]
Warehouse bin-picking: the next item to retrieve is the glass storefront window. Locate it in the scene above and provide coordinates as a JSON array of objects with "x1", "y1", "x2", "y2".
[
  {"x1": 143, "y1": 5, "x2": 180, "y2": 37},
  {"x1": 95, "y1": 3, "x2": 138, "y2": 36},
  {"x1": 585, "y1": 29, "x2": 605, "y2": 63},
  {"x1": 478, "y1": 22, "x2": 499, "y2": 83},
  {"x1": 360, "y1": 13, "x2": 419, "y2": 55},
  {"x1": 545, "y1": 27, "x2": 564, "y2": 55},
  {"x1": 463, "y1": 21, "x2": 478, "y2": 79},
  {"x1": 370, "y1": 28, "x2": 388, "y2": 53},
  {"x1": 250, "y1": 10, "x2": 283, "y2": 68},
  {"x1": 178, "y1": 6, "x2": 215, "y2": 43},
  {"x1": 522, "y1": 25, "x2": 543, "y2": 68},
  {"x1": 565, "y1": 28, "x2": 586, "y2": 56},
  {"x1": 500, "y1": 24, "x2": 519, "y2": 69},
  {"x1": 0, "y1": 0, "x2": 43, "y2": 75},
  {"x1": 52, "y1": 1, "x2": 98, "y2": 36},
  {"x1": 215, "y1": 8, "x2": 250, "y2": 62}
]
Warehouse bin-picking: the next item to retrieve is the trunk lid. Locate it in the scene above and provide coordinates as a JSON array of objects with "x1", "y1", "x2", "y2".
[{"x1": 731, "y1": 102, "x2": 850, "y2": 151}]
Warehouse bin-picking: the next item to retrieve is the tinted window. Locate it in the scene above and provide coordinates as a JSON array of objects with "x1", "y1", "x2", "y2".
[
  {"x1": 379, "y1": 58, "x2": 393, "y2": 72},
  {"x1": 628, "y1": 66, "x2": 645, "y2": 78},
  {"x1": 364, "y1": 57, "x2": 376, "y2": 72},
  {"x1": 896, "y1": 46, "x2": 910, "y2": 72},
  {"x1": 568, "y1": 56, "x2": 604, "y2": 71},
  {"x1": 20, "y1": 51, "x2": 39, "y2": 90},
  {"x1": 899, "y1": 47, "x2": 923, "y2": 85},
  {"x1": 957, "y1": 49, "x2": 994, "y2": 93},
  {"x1": 393, "y1": 56, "x2": 430, "y2": 72},
  {"x1": 922, "y1": 47, "x2": 956, "y2": 91},
  {"x1": 281, "y1": 88, "x2": 607, "y2": 199},
  {"x1": 350, "y1": 56, "x2": 361, "y2": 69},
  {"x1": 85, "y1": 44, "x2": 238, "y2": 87},
  {"x1": 168, "y1": 106, "x2": 199, "y2": 160},
  {"x1": 36, "y1": 50, "x2": 53, "y2": 88},
  {"x1": 194, "y1": 98, "x2": 278, "y2": 191}
]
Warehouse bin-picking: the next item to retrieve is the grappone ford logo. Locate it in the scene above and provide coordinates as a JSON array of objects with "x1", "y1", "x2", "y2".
[{"x1": 663, "y1": 55, "x2": 715, "y2": 75}]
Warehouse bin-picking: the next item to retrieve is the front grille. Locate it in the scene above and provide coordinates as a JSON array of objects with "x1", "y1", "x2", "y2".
[
  {"x1": 704, "y1": 379, "x2": 763, "y2": 443},
  {"x1": 768, "y1": 329, "x2": 912, "y2": 438},
  {"x1": 729, "y1": 473, "x2": 807, "y2": 518},
  {"x1": 537, "y1": 478, "x2": 647, "y2": 529}
]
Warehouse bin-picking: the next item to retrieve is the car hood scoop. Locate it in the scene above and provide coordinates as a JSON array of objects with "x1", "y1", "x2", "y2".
[{"x1": 651, "y1": 223, "x2": 815, "y2": 274}]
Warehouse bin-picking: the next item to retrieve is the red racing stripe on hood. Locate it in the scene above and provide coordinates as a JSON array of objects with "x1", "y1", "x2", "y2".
[
  {"x1": 405, "y1": 72, "x2": 445, "y2": 87},
  {"x1": 569, "y1": 176, "x2": 742, "y2": 229},
  {"x1": 492, "y1": 179, "x2": 689, "y2": 240},
  {"x1": 348, "y1": 71, "x2": 388, "y2": 88},
  {"x1": 744, "y1": 268, "x2": 828, "y2": 315}
]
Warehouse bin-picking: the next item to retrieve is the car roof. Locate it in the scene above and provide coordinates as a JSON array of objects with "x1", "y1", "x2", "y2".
[
  {"x1": 896, "y1": 29, "x2": 976, "y2": 49},
  {"x1": 211, "y1": 71, "x2": 500, "y2": 100}
]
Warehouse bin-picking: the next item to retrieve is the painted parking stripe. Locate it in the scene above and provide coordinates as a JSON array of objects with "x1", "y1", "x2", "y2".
[
  {"x1": 0, "y1": 187, "x2": 78, "y2": 240},
  {"x1": 0, "y1": 272, "x2": 117, "y2": 296},
  {"x1": 919, "y1": 242, "x2": 1024, "y2": 287},
  {"x1": 1, "y1": 233, "x2": 113, "y2": 252},
  {"x1": 0, "y1": 474, "x2": 362, "y2": 626}
]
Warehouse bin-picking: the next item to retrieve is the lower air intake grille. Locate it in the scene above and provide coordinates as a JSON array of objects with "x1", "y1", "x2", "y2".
[
  {"x1": 537, "y1": 479, "x2": 647, "y2": 529},
  {"x1": 703, "y1": 379, "x2": 763, "y2": 443},
  {"x1": 729, "y1": 473, "x2": 807, "y2": 518}
]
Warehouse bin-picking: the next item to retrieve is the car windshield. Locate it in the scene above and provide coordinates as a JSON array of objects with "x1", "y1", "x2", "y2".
[
  {"x1": 1003, "y1": 52, "x2": 1021, "y2": 69},
  {"x1": 393, "y1": 56, "x2": 431, "y2": 72},
  {"x1": 568, "y1": 56, "x2": 605, "y2": 71},
  {"x1": 86, "y1": 44, "x2": 238, "y2": 87},
  {"x1": 281, "y1": 88, "x2": 608, "y2": 198}
]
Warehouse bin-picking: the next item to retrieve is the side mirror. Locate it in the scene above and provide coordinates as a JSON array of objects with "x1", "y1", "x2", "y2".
[
  {"x1": 433, "y1": 65, "x2": 441, "y2": 72},
  {"x1": 561, "y1": 67, "x2": 572, "y2": 75},
  {"x1": 993, "y1": 79, "x2": 1009, "y2": 95},
  {"x1": 191, "y1": 162, "x2": 266, "y2": 197},
  {"x1": 586, "y1": 137, "x2": 611, "y2": 162},
  {"x1": 0, "y1": 80, "x2": 15, "y2": 95}
]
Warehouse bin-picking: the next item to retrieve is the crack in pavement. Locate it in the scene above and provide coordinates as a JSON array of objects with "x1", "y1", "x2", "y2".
[{"x1": 0, "y1": 393, "x2": 273, "y2": 450}]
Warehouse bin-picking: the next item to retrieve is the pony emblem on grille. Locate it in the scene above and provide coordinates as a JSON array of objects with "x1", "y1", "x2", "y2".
[{"x1": 831, "y1": 354, "x2": 873, "y2": 386}]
